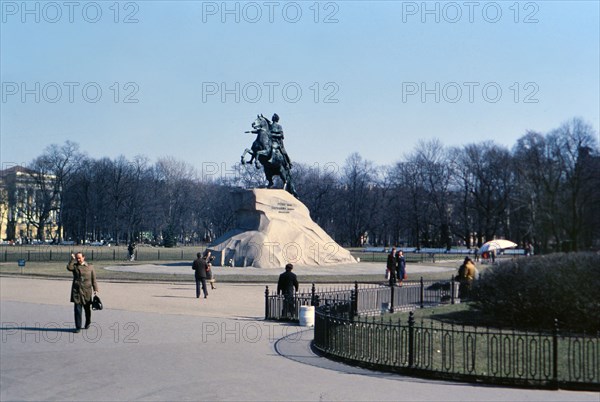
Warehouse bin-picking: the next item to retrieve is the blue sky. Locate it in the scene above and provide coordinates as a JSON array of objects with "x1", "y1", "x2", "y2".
[{"x1": 1, "y1": 1, "x2": 599, "y2": 176}]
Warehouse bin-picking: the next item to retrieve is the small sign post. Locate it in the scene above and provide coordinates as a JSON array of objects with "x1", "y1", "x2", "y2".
[{"x1": 18, "y1": 259, "x2": 26, "y2": 274}]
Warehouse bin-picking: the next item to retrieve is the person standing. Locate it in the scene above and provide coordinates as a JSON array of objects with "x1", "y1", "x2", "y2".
[
  {"x1": 396, "y1": 250, "x2": 406, "y2": 286},
  {"x1": 128, "y1": 242, "x2": 136, "y2": 261},
  {"x1": 67, "y1": 252, "x2": 99, "y2": 333},
  {"x1": 386, "y1": 247, "x2": 397, "y2": 285},
  {"x1": 277, "y1": 263, "x2": 299, "y2": 318},
  {"x1": 457, "y1": 257, "x2": 477, "y2": 299},
  {"x1": 192, "y1": 251, "x2": 210, "y2": 299},
  {"x1": 206, "y1": 250, "x2": 217, "y2": 290}
]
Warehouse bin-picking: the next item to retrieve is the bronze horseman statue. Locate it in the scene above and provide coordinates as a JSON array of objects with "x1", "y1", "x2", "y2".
[{"x1": 241, "y1": 113, "x2": 297, "y2": 198}]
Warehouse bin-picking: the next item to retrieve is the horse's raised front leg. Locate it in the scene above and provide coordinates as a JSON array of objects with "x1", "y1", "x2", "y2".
[{"x1": 241, "y1": 149, "x2": 255, "y2": 165}]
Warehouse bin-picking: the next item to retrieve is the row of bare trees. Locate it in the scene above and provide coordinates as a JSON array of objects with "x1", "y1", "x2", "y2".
[{"x1": 14, "y1": 118, "x2": 600, "y2": 253}]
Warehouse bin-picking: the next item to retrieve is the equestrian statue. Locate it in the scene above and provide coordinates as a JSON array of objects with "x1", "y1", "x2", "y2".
[{"x1": 241, "y1": 113, "x2": 298, "y2": 198}]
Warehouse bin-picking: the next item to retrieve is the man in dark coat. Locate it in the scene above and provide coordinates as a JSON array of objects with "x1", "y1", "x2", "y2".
[
  {"x1": 67, "y1": 252, "x2": 99, "y2": 332},
  {"x1": 277, "y1": 263, "x2": 299, "y2": 318},
  {"x1": 386, "y1": 247, "x2": 397, "y2": 285},
  {"x1": 192, "y1": 251, "x2": 210, "y2": 299}
]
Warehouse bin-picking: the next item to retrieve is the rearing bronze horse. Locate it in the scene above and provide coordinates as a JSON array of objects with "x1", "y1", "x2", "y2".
[{"x1": 241, "y1": 115, "x2": 297, "y2": 198}]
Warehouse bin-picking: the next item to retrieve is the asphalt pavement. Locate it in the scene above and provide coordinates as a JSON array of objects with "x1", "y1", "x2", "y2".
[{"x1": 1, "y1": 271, "x2": 598, "y2": 401}]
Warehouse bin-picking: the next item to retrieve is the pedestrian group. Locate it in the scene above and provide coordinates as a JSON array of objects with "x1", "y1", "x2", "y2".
[{"x1": 386, "y1": 247, "x2": 408, "y2": 286}]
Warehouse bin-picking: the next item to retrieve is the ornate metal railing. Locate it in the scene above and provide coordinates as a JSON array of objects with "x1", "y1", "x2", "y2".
[
  {"x1": 264, "y1": 279, "x2": 459, "y2": 321},
  {"x1": 313, "y1": 311, "x2": 599, "y2": 390},
  {"x1": 265, "y1": 281, "x2": 599, "y2": 390}
]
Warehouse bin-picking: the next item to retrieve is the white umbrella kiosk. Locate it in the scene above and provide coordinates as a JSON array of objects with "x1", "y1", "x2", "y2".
[
  {"x1": 479, "y1": 239, "x2": 518, "y2": 253},
  {"x1": 479, "y1": 240, "x2": 518, "y2": 263}
]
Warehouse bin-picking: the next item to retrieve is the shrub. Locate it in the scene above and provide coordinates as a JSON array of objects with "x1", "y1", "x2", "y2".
[
  {"x1": 471, "y1": 252, "x2": 600, "y2": 333},
  {"x1": 162, "y1": 228, "x2": 177, "y2": 248}
]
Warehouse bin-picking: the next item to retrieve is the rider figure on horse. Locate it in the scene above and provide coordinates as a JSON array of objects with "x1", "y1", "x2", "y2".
[{"x1": 267, "y1": 113, "x2": 292, "y2": 169}]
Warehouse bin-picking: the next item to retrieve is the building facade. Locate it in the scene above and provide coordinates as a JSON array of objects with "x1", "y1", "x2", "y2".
[{"x1": 0, "y1": 165, "x2": 60, "y2": 243}]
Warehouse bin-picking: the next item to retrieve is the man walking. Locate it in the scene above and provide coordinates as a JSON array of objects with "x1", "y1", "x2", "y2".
[
  {"x1": 67, "y1": 252, "x2": 99, "y2": 332},
  {"x1": 192, "y1": 251, "x2": 210, "y2": 299}
]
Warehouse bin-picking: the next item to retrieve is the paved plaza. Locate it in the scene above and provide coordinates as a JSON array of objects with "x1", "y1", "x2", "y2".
[
  {"x1": 1, "y1": 270, "x2": 598, "y2": 401},
  {"x1": 102, "y1": 260, "x2": 457, "y2": 278}
]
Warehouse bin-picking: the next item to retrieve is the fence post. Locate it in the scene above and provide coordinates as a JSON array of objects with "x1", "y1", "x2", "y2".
[
  {"x1": 311, "y1": 283, "x2": 316, "y2": 306},
  {"x1": 265, "y1": 286, "x2": 270, "y2": 319},
  {"x1": 113, "y1": 249, "x2": 116, "y2": 260},
  {"x1": 408, "y1": 311, "x2": 415, "y2": 368},
  {"x1": 350, "y1": 281, "x2": 358, "y2": 321},
  {"x1": 451, "y1": 275, "x2": 456, "y2": 304},
  {"x1": 27, "y1": 250, "x2": 31, "y2": 261},
  {"x1": 389, "y1": 279, "x2": 395, "y2": 313},
  {"x1": 420, "y1": 277, "x2": 424, "y2": 308},
  {"x1": 49, "y1": 250, "x2": 52, "y2": 261},
  {"x1": 552, "y1": 318, "x2": 559, "y2": 389}
]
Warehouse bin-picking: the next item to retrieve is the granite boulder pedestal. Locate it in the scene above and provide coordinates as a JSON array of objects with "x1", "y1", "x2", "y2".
[{"x1": 209, "y1": 189, "x2": 356, "y2": 268}]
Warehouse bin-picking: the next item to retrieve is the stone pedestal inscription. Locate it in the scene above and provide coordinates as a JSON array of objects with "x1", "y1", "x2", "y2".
[{"x1": 209, "y1": 189, "x2": 356, "y2": 268}]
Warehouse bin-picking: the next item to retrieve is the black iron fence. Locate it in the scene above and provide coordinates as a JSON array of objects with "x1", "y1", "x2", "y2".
[
  {"x1": 3, "y1": 246, "x2": 483, "y2": 265},
  {"x1": 0, "y1": 246, "x2": 204, "y2": 263},
  {"x1": 264, "y1": 279, "x2": 459, "y2": 321},
  {"x1": 313, "y1": 311, "x2": 599, "y2": 390},
  {"x1": 265, "y1": 283, "x2": 358, "y2": 321},
  {"x1": 265, "y1": 280, "x2": 600, "y2": 390}
]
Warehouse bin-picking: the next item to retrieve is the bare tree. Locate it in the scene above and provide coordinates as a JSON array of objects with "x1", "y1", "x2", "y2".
[
  {"x1": 27, "y1": 141, "x2": 80, "y2": 242},
  {"x1": 407, "y1": 139, "x2": 455, "y2": 249},
  {"x1": 153, "y1": 157, "x2": 198, "y2": 246},
  {"x1": 458, "y1": 142, "x2": 512, "y2": 246},
  {"x1": 550, "y1": 118, "x2": 599, "y2": 251},
  {"x1": 512, "y1": 131, "x2": 549, "y2": 250},
  {"x1": 448, "y1": 146, "x2": 476, "y2": 248},
  {"x1": 339, "y1": 153, "x2": 378, "y2": 246},
  {"x1": 293, "y1": 162, "x2": 341, "y2": 235},
  {"x1": 392, "y1": 161, "x2": 430, "y2": 249}
]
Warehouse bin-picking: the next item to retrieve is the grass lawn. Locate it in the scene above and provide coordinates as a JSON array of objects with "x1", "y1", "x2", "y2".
[
  {"x1": 332, "y1": 302, "x2": 592, "y2": 385},
  {"x1": 0, "y1": 259, "x2": 460, "y2": 284}
]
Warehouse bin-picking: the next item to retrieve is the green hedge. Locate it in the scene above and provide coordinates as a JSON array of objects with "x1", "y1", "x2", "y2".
[{"x1": 472, "y1": 252, "x2": 600, "y2": 333}]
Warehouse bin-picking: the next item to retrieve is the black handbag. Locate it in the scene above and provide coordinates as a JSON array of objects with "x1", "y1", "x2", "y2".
[{"x1": 92, "y1": 295, "x2": 103, "y2": 310}]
